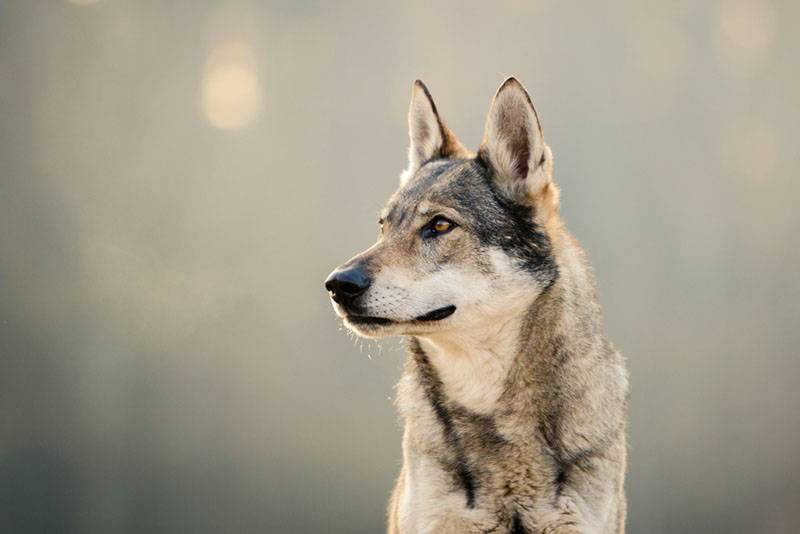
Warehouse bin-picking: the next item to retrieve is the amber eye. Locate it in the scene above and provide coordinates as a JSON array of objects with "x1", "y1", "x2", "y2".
[
  {"x1": 422, "y1": 216, "x2": 456, "y2": 239},
  {"x1": 433, "y1": 219, "x2": 451, "y2": 233}
]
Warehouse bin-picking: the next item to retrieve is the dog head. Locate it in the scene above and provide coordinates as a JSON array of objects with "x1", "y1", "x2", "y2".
[{"x1": 325, "y1": 78, "x2": 561, "y2": 339}]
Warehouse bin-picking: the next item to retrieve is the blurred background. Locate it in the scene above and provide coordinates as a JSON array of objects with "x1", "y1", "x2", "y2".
[{"x1": 1, "y1": 1, "x2": 798, "y2": 533}]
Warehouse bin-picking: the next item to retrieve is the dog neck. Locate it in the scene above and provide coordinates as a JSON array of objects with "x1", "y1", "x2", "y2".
[{"x1": 415, "y1": 310, "x2": 527, "y2": 414}]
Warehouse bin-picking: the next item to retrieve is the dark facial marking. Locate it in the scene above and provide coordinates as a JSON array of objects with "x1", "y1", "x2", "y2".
[
  {"x1": 381, "y1": 157, "x2": 558, "y2": 294},
  {"x1": 429, "y1": 158, "x2": 557, "y2": 280}
]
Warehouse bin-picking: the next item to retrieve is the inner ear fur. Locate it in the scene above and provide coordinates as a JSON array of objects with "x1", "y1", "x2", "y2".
[
  {"x1": 402, "y1": 80, "x2": 469, "y2": 185},
  {"x1": 478, "y1": 77, "x2": 559, "y2": 220}
]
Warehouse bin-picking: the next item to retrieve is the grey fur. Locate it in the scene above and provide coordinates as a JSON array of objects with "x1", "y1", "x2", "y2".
[{"x1": 326, "y1": 78, "x2": 628, "y2": 533}]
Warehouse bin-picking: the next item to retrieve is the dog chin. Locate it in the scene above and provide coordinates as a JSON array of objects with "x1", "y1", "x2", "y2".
[{"x1": 342, "y1": 316, "x2": 399, "y2": 338}]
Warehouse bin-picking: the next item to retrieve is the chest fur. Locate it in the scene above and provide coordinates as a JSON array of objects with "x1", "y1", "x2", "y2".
[{"x1": 395, "y1": 351, "x2": 555, "y2": 514}]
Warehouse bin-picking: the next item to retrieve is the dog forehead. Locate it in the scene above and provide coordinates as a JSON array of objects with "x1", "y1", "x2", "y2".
[{"x1": 384, "y1": 159, "x2": 487, "y2": 224}]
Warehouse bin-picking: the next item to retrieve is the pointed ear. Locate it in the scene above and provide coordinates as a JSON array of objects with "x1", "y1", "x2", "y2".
[
  {"x1": 478, "y1": 77, "x2": 554, "y2": 204},
  {"x1": 401, "y1": 80, "x2": 467, "y2": 185}
]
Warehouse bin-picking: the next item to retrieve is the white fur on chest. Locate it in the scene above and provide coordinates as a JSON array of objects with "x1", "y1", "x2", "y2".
[{"x1": 417, "y1": 333, "x2": 517, "y2": 415}]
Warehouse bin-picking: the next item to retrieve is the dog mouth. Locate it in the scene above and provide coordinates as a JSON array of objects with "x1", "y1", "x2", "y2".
[
  {"x1": 414, "y1": 305, "x2": 457, "y2": 321},
  {"x1": 345, "y1": 305, "x2": 457, "y2": 326},
  {"x1": 345, "y1": 315, "x2": 394, "y2": 326}
]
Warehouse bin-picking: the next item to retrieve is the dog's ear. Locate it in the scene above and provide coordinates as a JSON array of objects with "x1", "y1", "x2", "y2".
[
  {"x1": 401, "y1": 80, "x2": 467, "y2": 185},
  {"x1": 479, "y1": 77, "x2": 556, "y2": 208}
]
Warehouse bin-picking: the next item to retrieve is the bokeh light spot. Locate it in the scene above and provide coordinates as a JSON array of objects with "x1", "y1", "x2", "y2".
[
  {"x1": 715, "y1": 0, "x2": 776, "y2": 72},
  {"x1": 200, "y1": 42, "x2": 264, "y2": 130}
]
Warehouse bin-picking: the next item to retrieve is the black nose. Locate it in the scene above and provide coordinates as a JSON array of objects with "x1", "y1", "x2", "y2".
[{"x1": 325, "y1": 266, "x2": 371, "y2": 308}]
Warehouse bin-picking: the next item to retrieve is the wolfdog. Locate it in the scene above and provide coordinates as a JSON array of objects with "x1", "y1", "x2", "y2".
[{"x1": 325, "y1": 78, "x2": 628, "y2": 533}]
